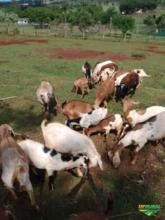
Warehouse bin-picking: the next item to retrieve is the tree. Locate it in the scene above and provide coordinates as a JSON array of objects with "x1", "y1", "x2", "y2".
[
  {"x1": 113, "y1": 15, "x2": 135, "y2": 38},
  {"x1": 0, "y1": 9, "x2": 18, "y2": 23},
  {"x1": 101, "y1": 6, "x2": 117, "y2": 24},
  {"x1": 156, "y1": 14, "x2": 165, "y2": 29},
  {"x1": 69, "y1": 8, "x2": 94, "y2": 38}
]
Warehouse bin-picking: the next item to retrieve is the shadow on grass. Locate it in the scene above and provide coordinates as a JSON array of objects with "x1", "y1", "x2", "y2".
[
  {"x1": 0, "y1": 102, "x2": 43, "y2": 133},
  {"x1": 111, "y1": 173, "x2": 160, "y2": 220}
]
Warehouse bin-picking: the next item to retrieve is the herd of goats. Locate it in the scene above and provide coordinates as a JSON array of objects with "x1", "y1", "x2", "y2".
[{"x1": 0, "y1": 59, "x2": 165, "y2": 219}]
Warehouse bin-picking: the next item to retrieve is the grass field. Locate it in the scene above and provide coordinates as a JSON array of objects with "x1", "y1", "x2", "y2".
[{"x1": 0, "y1": 36, "x2": 165, "y2": 220}]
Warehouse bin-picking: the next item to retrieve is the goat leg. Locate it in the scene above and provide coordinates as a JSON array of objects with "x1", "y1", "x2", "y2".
[{"x1": 48, "y1": 171, "x2": 57, "y2": 191}]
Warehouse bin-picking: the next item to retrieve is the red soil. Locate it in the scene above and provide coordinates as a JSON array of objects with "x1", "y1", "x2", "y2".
[
  {"x1": 0, "y1": 39, "x2": 48, "y2": 46},
  {"x1": 38, "y1": 48, "x2": 145, "y2": 61}
]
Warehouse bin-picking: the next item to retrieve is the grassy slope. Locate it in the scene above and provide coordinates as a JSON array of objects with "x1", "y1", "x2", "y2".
[{"x1": 0, "y1": 36, "x2": 164, "y2": 219}]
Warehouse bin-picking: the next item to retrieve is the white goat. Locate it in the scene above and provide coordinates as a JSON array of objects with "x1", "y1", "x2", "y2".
[
  {"x1": 66, "y1": 107, "x2": 108, "y2": 129},
  {"x1": 108, "y1": 111, "x2": 165, "y2": 168},
  {"x1": 41, "y1": 120, "x2": 103, "y2": 170}
]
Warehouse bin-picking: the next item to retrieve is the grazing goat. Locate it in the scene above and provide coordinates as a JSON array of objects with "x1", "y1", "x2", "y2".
[
  {"x1": 61, "y1": 100, "x2": 94, "y2": 120},
  {"x1": 114, "y1": 69, "x2": 150, "y2": 102},
  {"x1": 122, "y1": 98, "x2": 165, "y2": 127},
  {"x1": 84, "y1": 114, "x2": 123, "y2": 138},
  {"x1": 16, "y1": 137, "x2": 89, "y2": 190},
  {"x1": 95, "y1": 78, "x2": 115, "y2": 107},
  {"x1": 66, "y1": 107, "x2": 108, "y2": 129},
  {"x1": 108, "y1": 111, "x2": 165, "y2": 168},
  {"x1": 92, "y1": 60, "x2": 118, "y2": 83},
  {"x1": 115, "y1": 72, "x2": 139, "y2": 102},
  {"x1": 72, "y1": 77, "x2": 92, "y2": 98},
  {"x1": 36, "y1": 81, "x2": 57, "y2": 115},
  {"x1": 41, "y1": 119, "x2": 103, "y2": 171},
  {"x1": 0, "y1": 137, "x2": 37, "y2": 209}
]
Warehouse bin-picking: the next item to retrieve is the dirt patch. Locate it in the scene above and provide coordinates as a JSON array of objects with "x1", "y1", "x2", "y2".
[
  {"x1": 0, "y1": 38, "x2": 48, "y2": 46},
  {"x1": 0, "y1": 60, "x2": 8, "y2": 64},
  {"x1": 137, "y1": 45, "x2": 165, "y2": 55},
  {"x1": 37, "y1": 48, "x2": 145, "y2": 61}
]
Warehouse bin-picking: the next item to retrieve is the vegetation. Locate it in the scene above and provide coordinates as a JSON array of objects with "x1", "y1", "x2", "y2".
[{"x1": 0, "y1": 36, "x2": 164, "y2": 220}]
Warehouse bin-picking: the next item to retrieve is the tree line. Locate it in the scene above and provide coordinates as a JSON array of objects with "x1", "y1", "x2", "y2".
[{"x1": 0, "y1": 0, "x2": 164, "y2": 38}]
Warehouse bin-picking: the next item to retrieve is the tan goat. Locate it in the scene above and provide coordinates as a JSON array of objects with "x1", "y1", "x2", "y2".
[
  {"x1": 61, "y1": 100, "x2": 94, "y2": 120},
  {"x1": 72, "y1": 77, "x2": 90, "y2": 98},
  {"x1": 95, "y1": 78, "x2": 115, "y2": 107}
]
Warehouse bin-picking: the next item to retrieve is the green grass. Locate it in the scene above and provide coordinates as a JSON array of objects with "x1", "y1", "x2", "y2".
[{"x1": 0, "y1": 36, "x2": 164, "y2": 219}]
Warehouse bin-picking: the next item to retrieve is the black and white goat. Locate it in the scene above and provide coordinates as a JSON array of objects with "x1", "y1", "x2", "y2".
[{"x1": 17, "y1": 137, "x2": 89, "y2": 189}]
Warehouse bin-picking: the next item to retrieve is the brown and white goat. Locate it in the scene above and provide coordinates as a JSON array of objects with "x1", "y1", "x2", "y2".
[
  {"x1": 122, "y1": 98, "x2": 165, "y2": 127},
  {"x1": 36, "y1": 81, "x2": 57, "y2": 115},
  {"x1": 84, "y1": 114, "x2": 123, "y2": 138},
  {"x1": 61, "y1": 100, "x2": 94, "y2": 120},
  {"x1": 0, "y1": 125, "x2": 37, "y2": 209},
  {"x1": 92, "y1": 60, "x2": 118, "y2": 83},
  {"x1": 95, "y1": 78, "x2": 115, "y2": 107},
  {"x1": 72, "y1": 77, "x2": 92, "y2": 98},
  {"x1": 108, "y1": 111, "x2": 165, "y2": 168},
  {"x1": 115, "y1": 71, "x2": 140, "y2": 102}
]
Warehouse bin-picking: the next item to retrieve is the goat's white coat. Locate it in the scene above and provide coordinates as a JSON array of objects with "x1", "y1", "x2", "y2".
[
  {"x1": 18, "y1": 139, "x2": 89, "y2": 176},
  {"x1": 41, "y1": 121, "x2": 103, "y2": 170},
  {"x1": 92, "y1": 60, "x2": 116, "y2": 81},
  {"x1": 109, "y1": 111, "x2": 165, "y2": 167},
  {"x1": 127, "y1": 106, "x2": 165, "y2": 127},
  {"x1": 115, "y1": 72, "x2": 129, "y2": 86},
  {"x1": 104, "y1": 114, "x2": 123, "y2": 135},
  {"x1": 79, "y1": 107, "x2": 108, "y2": 128}
]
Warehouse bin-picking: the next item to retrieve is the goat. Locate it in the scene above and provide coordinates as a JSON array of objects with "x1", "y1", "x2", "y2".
[
  {"x1": 84, "y1": 114, "x2": 123, "y2": 138},
  {"x1": 72, "y1": 77, "x2": 92, "y2": 98},
  {"x1": 122, "y1": 98, "x2": 165, "y2": 127},
  {"x1": 66, "y1": 107, "x2": 108, "y2": 129},
  {"x1": 95, "y1": 78, "x2": 115, "y2": 107},
  {"x1": 92, "y1": 60, "x2": 118, "y2": 83},
  {"x1": 108, "y1": 111, "x2": 165, "y2": 168},
  {"x1": 60, "y1": 100, "x2": 94, "y2": 120},
  {"x1": 0, "y1": 137, "x2": 37, "y2": 209},
  {"x1": 16, "y1": 137, "x2": 89, "y2": 190},
  {"x1": 41, "y1": 119, "x2": 103, "y2": 171},
  {"x1": 82, "y1": 61, "x2": 93, "y2": 87},
  {"x1": 36, "y1": 81, "x2": 57, "y2": 115},
  {"x1": 115, "y1": 72, "x2": 140, "y2": 102}
]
